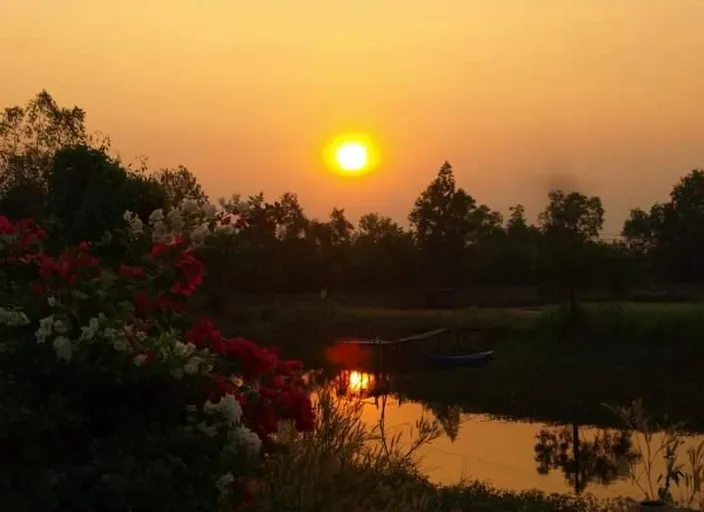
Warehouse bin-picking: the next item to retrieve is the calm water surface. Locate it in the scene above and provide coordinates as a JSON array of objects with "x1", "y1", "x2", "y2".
[{"x1": 331, "y1": 370, "x2": 704, "y2": 501}]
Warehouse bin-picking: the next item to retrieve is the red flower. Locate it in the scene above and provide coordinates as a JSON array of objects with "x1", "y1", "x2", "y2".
[
  {"x1": 171, "y1": 250, "x2": 203, "y2": 297},
  {"x1": 0, "y1": 216, "x2": 15, "y2": 235},
  {"x1": 134, "y1": 291, "x2": 151, "y2": 314},
  {"x1": 151, "y1": 235, "x2": 186, "y2": 257},
  {"x1": 78, "y1": 241, "x2": 90, "y2": 252},
  {"x1": 119, "y1": 264, "x2": 146, "y2": 279},
  {"x1": 185, "y1": 319, "x2": 223, "y2": 350}
]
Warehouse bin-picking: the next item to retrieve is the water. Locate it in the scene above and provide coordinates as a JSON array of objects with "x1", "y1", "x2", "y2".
[{"x1": 331, "y1": 369, "x2": 704, "y2": 502}]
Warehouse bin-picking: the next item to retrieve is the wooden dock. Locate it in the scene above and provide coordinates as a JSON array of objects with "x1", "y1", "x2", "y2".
[{"x1": 336, "y1": 324, "x2": 506, "y2": 370}]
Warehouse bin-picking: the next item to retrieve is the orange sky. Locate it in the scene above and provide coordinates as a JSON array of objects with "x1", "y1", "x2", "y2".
[{"x1": 2, "y1": 0, "x2": 703, "y2": 233}]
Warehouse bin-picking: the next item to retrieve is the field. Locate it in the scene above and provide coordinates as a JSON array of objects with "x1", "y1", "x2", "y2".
[{"x1": 215, "y1": 300, "x2": 704, "y2": 431}]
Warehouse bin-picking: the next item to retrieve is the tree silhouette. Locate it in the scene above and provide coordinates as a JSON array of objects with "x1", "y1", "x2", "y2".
[
  {"x1": 534, "y1": 424, "x2": 640, "y2": 495},
  {"x1": 7, "y1": 90, "x2": 704, "y2": 299},
  {"x1": 154, "y1": 166, "x2": 209, "y2": 209}
]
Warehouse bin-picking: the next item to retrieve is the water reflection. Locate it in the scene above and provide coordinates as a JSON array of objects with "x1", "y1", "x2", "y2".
[
  {"x1": 534, "y1": 424, "x2": 640, "y2": 494},
  {"x1": 333, "y1": 369, "x2": 391, "y2": 400},
  {"x1": 423, "y1": 402, "x2": 462, "y2": 442},
  {"x1": 325, "y1": 369, "x2": 704, "y2": 501}
]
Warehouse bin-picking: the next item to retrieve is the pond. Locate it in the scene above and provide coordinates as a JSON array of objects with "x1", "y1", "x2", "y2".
[{"x1": 330, "y1": 369, "x2": 704, "y2": 502}]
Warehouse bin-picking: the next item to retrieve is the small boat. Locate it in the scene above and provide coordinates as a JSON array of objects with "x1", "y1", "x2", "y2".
[{"x1": 426, "y1": 350, "x2": 495, "y2": 369}]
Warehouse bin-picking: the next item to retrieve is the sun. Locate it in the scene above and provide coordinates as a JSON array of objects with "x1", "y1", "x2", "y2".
[
  {"x1": 324, "y1": 133, "x2": 378, "y2": 177},
  {"x1": 336, "y1": 142, "x2": 368, "y2": 173}
]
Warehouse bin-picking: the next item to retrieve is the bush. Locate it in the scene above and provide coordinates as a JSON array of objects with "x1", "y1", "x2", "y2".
[{"x1": 0, "y1": 203, "x2": 314, "y2": 511}]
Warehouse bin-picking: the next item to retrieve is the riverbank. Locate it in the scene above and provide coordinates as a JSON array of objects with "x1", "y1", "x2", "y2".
[
  {"x1": 252, "y1": 388, "x2": 631, "y2": 512},
  {"x1": 217, "y1": 300, "x2": 704, "y2": 431}
]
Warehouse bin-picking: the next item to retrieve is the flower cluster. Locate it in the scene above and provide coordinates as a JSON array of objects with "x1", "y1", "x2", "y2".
[
  {"x1": 0, "y1": 217, "x2": 46, "y2": 249},
  {"x1": 127, "y1": 199, "x2": 222, "y2": 246},
  {"x1": 186, "y1": 318, "x2": 315, "y2": 438},
  {"x1": 0, "y1": 306, "x2": 30, "y2": 327},
  {"x1": 0, "y1": 211, "x2": 314, "y2": 509}
]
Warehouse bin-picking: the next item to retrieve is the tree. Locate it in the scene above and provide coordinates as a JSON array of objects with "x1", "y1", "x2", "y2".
[
  {"x1": 534, "y1": 426, "x2": 639, "y2": 495},
  {"x1": 153, "y1": 166, "x2": 208, "y2": 209},
  {"x1": 45, "y1": 145, "x2": 166, "y2": 248},
  {"x1": 409, "y1": 162, "x2": 477, "y2": 288},
  {"x1": 489, "y1": 204, "x2": 539, "y2": 286},
  {"x1": 538, "y1": 190, "x2": 604, "y2": 315},
  {"x1": 621, "y1": 170, "x2": 704, "y2": 283},
  {"x1": 657, "y1": 170, "x2": 704, "y2": 281},
  {"x1": 352, "y1": 213, "x2": 417, "y2": 289},
  {"x1": 0, "y1": 90, "x2": 100, "y2": 194},
  {"x1": 506, "y1": 204, "x2": 530, "y2": 238},
  {"x1": 622, "y1": 207, "x2": 657, "y2": 254},
  {"x1": 538, "y1": 190, "x2": 604, "y2": 242}
]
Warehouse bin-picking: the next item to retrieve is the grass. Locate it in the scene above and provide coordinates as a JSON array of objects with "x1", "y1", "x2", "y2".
[
  {"x1": 215, "y1": 299, "x2": 704, "y2": 432},
  {"x1": 251, "y1": 385, "x2": 629, "y2": 512}
]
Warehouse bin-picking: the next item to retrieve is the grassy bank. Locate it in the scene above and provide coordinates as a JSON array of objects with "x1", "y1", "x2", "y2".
[
  {"x1": 217, "y1": 300, "x2": 704, "y2": 431},
  {"x1": 252, "y1": 388, "x2": 628, "y2": 512}
]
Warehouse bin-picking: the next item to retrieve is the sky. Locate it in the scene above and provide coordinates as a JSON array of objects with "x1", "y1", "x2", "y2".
[{"x1": 2, "y1": 0, "x2": 703, "y2": 233}]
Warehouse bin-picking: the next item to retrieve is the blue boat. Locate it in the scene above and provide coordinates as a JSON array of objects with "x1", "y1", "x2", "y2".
[{"x1": 426, "y1": 350, "x2": 494, "y2": 368}]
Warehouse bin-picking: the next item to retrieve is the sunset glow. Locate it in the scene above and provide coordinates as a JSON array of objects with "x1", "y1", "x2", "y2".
[
  {"x1": 324, "y1": 134, "x2": 378, "y2": 177},
  {"x1": 2, "y1": 1, "x2": 704, "y2": 229},
  {"x1": 336, "y1": 142, "x2": 368, "y2": 173}
]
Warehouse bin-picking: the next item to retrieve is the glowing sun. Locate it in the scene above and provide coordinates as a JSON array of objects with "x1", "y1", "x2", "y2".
[
  {"x1": 324, "y1": 133, "x2": 378, "y2": 176},
  {"x1": 336, "y1": 142, "x2": 368, "y2": 173}
]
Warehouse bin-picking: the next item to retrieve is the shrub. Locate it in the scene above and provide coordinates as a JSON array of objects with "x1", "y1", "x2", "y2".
[{"x1": 0, "y1": 202, "x2": 314, "y2": 511}]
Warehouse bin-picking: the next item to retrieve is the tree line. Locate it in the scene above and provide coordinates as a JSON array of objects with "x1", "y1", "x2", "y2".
[{"x1": 2, "y1": 91, "x2": 703, "y2": 305}]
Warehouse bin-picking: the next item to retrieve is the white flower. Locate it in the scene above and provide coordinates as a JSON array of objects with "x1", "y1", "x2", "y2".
[
  {"x1": 53, "y1": 336, "x2": 72, "y2": 362},
  {"x1": 173, "y1": 341, "x2": 196, "y2": 357},
  {"x1": 167, "y1": 208, "x2": 184, "y2": 232},
  {"x1": 203, "y1": 203, "x2": 217, "y2": 219},
  {"x1": 215, "y1": 223, "x2": 235, "y2": 235},
  {"x1": 123, "y1": 210, "x2": 144, "y2": 236},
  {"x1": 133, "y1": 354, "x2": 148, "y2": 366},
  {"x1": 79, "y1": 317, "x2": 101, "y2": 341},
  {"x1": 103, "y1": 327, "x2": 117, "y2": 340},
  {"x1": 180, "y1": 199, "x2": 200, "y2": 215},
  {"x1": 113, "y1": 339, "x2": 128, "y2": 352},
  {"x1": 47, "y1": 296, "x2": 57, "y2": 307},
  {"x1": 53, "y1": 319, "x2": 69, "y2": 334},
  {"x1": 36, "y1": 315, "x2": 55, "y2": 343},
  {"x1": 216, "y1": 472, "x2": 235, "y2": 497},
  {"x1": 202, "y1": 394, "x2": 243, "y2": 425},
  {"x1": 197, "y1": 422, "x2": 217, "y2": 437},
  {"x1": 130, "y1": 217, "x2": 144, "y2": 236},
  {"x1": 183, "y1": 356, "x2": 201, "y2": 375},
  {"x1": 229, "y1": 426, "x2": 262, "y2": 458},
  {"x1": 218, "y1": 394, "x2": 243, "y2": 425},
  {"x1": 148, "y1": 208, "x2": 165, "y2": 225},
  {"x1": 152, "y1": 220, "x2": 168, "y2": 242},
  {"x1": 190, "y1": 224, "x2": 209, "y2": 246},
  {"x1": 0, "y1": 307, "x2": 30, "y2": 327}
]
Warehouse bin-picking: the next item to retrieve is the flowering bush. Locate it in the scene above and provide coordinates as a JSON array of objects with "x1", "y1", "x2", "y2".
[{"x1": 0, "y1": 200, "x2": 314, "y2": 511}]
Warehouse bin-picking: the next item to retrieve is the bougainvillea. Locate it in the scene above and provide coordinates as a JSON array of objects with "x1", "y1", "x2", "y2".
[{"x1": 0, "y1": 199, "x2": 314, "y2": 511}]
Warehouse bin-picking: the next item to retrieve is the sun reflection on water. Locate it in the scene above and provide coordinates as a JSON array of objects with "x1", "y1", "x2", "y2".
[{"x1": 332, "y1": 369, "x2": 389, "y2": 400}]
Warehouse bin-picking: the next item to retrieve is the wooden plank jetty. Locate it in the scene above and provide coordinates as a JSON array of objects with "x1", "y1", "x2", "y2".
[
  {"x1": 332, "y1": 326, "x2": 500, "y2": 373},
  {"x1": 333, "y1": 328, "x2": 455, "y2": 373}
]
